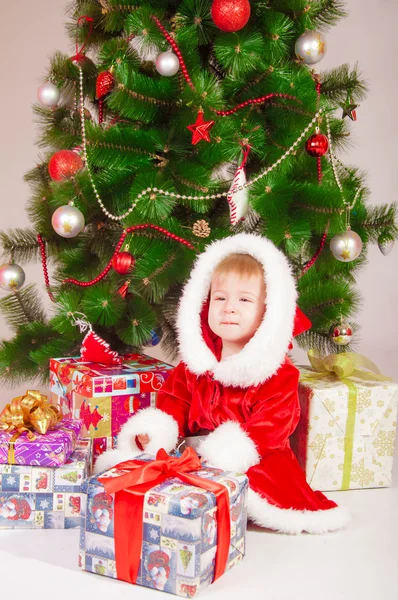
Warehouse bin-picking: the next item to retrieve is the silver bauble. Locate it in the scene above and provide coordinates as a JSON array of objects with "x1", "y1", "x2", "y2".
[
  {"x1": 378, "y1": 232, "x2": 395, "y2": 256},
  {"x1": 0, "y1": 263, "x2": 26, "y2": 292},
  {"x1": 329, "y1": 321, "x2": 353, "y2": 346},
  {"x1": 37, "y1": 82, "x2": 60, "y2": 107},
  {"x1": 155, "y1": 52, "x2": 180, "y2": 77},
  {"x1": 295, "y1": 30, "x2": 327, "y2": 65},
  {"x1": 51, "y1": 204, "x2": 85, "y2": 238},
  {"x1": 330, "y1": 229, "x2": 363, "y2": 262}
]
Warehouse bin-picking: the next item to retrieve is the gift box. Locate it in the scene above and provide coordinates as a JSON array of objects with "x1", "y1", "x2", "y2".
[
  {"x1": 291, "y1": 365, "x2": 398, "y2": 491},
  {"x1": 0, "y1": 439, "x2": 92, "y2": 529},
  {"x1": 0, "y1": 419, "x2": 82, "y2": 467},
  {"x1": 79, "y1": 449, "x2": 248, "y2": 596},
  {"x1": 49, "y1": 353, "x2": 173, "y2": 458}
]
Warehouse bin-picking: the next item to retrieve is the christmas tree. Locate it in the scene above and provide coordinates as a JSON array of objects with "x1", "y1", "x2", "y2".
[{"x1": 0, "y1": 0, "x2": 396, "y2": 385}]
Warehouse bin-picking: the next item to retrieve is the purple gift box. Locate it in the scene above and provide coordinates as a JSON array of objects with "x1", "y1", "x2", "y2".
[{"x1": 0, "y1": 419, "x2": 82, "y2": 467}]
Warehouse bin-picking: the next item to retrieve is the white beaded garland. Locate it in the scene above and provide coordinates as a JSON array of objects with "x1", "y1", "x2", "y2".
[{"x1": 77, "y1": 63, "x2": 323, "y2": 222}]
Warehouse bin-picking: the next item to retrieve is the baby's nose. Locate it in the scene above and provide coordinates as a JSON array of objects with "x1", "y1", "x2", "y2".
[{"x1": 224, "y1": 304, "x2": 236, "y2": 313}]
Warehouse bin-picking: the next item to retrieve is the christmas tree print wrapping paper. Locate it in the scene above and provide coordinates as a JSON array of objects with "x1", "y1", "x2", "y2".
[
  {"x1": 0, "y1": 418, "x2": 82, "y2": 467},
  {"x1": 79, "y1": 454, "x2": 248, "y2": 597},
  {"x1": 0, "y1": 439, "x2": 92, "y2": 529},
  {"x1": 290, "y1": 367, "x2": 398, "y2": 491},
  {"x1": 49, "y1": 353, "x2": 173, "y2": 458}
]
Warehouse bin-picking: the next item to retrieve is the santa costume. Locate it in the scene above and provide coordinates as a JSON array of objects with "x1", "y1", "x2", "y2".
[{"x1": 96, "y1": 233, "x2": 349, "y2": 534}]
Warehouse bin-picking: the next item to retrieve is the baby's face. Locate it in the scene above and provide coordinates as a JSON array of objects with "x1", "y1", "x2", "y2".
[{"x1": 208, "y1": 271, "x2": 266, "y2": 348}]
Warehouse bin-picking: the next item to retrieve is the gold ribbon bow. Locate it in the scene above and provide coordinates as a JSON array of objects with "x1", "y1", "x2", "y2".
[
  {"x1": 0, "y1": 390, "x2": 62, "y2": 439},
  {"x1": 301, "y1": 350, "x2": 391, "y2": 490}
]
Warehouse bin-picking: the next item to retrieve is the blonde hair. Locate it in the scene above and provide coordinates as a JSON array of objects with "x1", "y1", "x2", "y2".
[{"x1": 212, "y1": 253, "x2": 264, "y2": 280}]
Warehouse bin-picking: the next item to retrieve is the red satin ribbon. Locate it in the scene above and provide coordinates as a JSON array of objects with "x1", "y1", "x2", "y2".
[{"x1": 98, "y1": 448, "x2": 231, "y2": 586}]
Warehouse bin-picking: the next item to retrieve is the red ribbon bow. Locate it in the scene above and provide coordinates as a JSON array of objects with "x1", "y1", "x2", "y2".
[{"x1": 99, "y1": 447, "x2": 231, "y2": 585}]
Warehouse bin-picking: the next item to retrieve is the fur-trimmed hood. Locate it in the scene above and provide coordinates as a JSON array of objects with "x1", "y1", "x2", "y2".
[{"x1": 177, "y1": 233, "x2": 310, "y2": 388}]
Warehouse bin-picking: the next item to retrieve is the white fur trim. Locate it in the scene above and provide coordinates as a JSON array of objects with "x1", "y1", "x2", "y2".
[
  {"x1": 93, "y1": 408, "x2": 179, "y2": 474},
  {"x1": 248, "y1": 489, "x2": 350, "y2": 534},
  {"x1": 116, "y1": 407, "x2": 179, "y2": 456},
  {"x1": 177, "y1": 233, "x2": 297, "y2": 387},
  {"x1": 94, "y1": 449, "x2": 133, "y2": 474},
  {"x1": 198, "y1": 421, "x2": 260, "y2": 472}
]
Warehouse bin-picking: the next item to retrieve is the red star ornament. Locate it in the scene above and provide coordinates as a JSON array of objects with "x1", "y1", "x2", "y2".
[{"x1": 187, "y1": 111, "x2": 215, "y2": 145}]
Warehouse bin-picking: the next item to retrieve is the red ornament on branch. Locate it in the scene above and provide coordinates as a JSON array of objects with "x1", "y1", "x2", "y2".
[
  {"x1": 96, "y1": 70, "x2": 115, "y2": 125},
  {"x1": 211, "y1": 0, "x2": 251, "y2": 32},
  {"x1": 112, "y1": 252, "x2": 135, "y2": 275},
  {"x1": 305, "y1": 133, "x2": 329, "y2": 157},
  {"x1": 96, "y1": 71, "x2": 115, "y2": 99},
  {"x1": 187, "y1": 111, "x2": 215, "y2": 145},
  {"x1": 81, "y1": 330, "x2": 123, "y2": 365},
  {"x1": 48, "y1": 150, "x2": 84, "y2": 181}
]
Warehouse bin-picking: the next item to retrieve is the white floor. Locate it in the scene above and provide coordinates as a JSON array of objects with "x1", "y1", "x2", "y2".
[{"x1": 1, "y1": 443, "x2": 398, "y2": 600}]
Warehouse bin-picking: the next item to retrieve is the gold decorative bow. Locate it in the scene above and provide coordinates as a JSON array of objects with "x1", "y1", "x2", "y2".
[
  {"x1": 305, "y1": 349, "x2": 391, "y2": 383},
  {"x1": 0, "y1": 390, "x2": 62, "y2": 439},
  {"x1": 301, "y1": 350, "x2": 391, "y2": 490}
]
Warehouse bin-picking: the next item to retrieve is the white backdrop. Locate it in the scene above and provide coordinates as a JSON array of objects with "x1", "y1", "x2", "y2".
[{"x1": 0, "y1": 0, "x2": 397, "y2": 405}]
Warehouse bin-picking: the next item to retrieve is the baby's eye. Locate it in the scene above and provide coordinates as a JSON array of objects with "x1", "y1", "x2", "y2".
[
  {"x1": 240, "y1": 297, "x2": 251, "y2": 302},
  {"x1": 214, "y1": 296, "x2": 225, "y2": 301}
]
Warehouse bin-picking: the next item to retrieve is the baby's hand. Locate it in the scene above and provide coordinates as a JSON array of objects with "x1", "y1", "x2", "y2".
[{"x1": 137, "y1": 433, "x2": 150, "y2": 449}]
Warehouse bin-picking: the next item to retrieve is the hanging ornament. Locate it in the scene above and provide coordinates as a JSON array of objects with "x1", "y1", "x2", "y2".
[
  {"x1": 37, "y1": 82, "x2": 60, "y2": 107},
  {"x1": 341, "y1": 102, "x2": 358, "y2": 121},
  {"x1": 96, "y1": 71, "x2": 115, "y2": 99},
  {"x1": 51, "y1": 203, "x2": 85, "y2": 238},
  {"x1": 112, "y1": 251, "x2": 135, "y2": 275},
  {"x1": 192, "y1": 220, "x2": 211, "y2": 238},
  {"x1": 330, "y1": 228, "x2": 363, "y2": 262},
  {"x1": 146, "y1": 328, "x2": 163, "y2": 347},
  {"x1": 187, "y1": 110, "x2": 215, "y2": 145},
  {"x1": 211, "y1": 0, "x2": 251, "y2": 32},
  {"x1": 0, "y1": 263, "x2": 26, "y2": 292},
  {"x1": 329, "y1": 320, "x2": 353, "y2": 346},
  {"x1": 227, "y1": 145, "x2": 250, "y2": 225},
  {"x1": 155, "y1": 51, "x2": 180, "y2": 76},
  {"x1": 305, "y1": 131, "x2": 329, "y2": 157},
  {"x1": 70, "y1": 16, "x2": 95, "y2": 70},
  {"x1": 68, "y1": 311, "x2": 123, "y2": 365},
  {"x1": 117, "y1": 280, "x2": 132, "y2": 299},
  {"x1": 377, "y1": 231, "x2": 395, "y2": 256},
  {"x1": 48, "y1": 149, "x2": 84, "y2": 181},
  {"x1": 81, "y1": 330, "x2": 122, "y2": 365},
  {"x1": 295, "y1": 30, "x2": 327, "y2": 65},
  {"x1": 96, "y1": 70, "x2": 115, "y2": 125}
]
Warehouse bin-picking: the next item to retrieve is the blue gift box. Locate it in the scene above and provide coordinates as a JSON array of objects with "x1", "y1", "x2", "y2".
[
  {"x1": 0, "y1": 439, "x2": 92, "y2": 529},
  {"x1": 79, "y1": 454, "x2": 248, "y2": 596}
]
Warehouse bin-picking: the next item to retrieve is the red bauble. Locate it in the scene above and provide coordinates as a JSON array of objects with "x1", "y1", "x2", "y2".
[
  {"x1": 48, "y1": 150, "x2": 84, "y2": 181},
  {"x1": 96, "y1": 71, "x2": 115, "y2": 99},
  {"x1": 112, "y1": 251, "x2": 135, "y2": 274},
  {"x1": 305, "y1": 133, "x2": 329, "y2": 157},
  {"x1": 211, "y1": 0, "x2": 251, "y2": 32}
]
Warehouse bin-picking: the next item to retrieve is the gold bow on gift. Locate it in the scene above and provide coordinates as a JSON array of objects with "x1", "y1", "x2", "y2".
[
  {"x1": 301, "y1": 350, "x2": 391, "y2": 490},
  {"x1": 0, "y1": 390, "x2": 62, "y2": 439},
  {"x1": 306, "y1": 349, "x2": 392, "y2": 383}
]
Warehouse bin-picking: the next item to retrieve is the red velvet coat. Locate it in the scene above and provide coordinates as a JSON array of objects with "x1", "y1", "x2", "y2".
[
  {"x1": 157, "y1": 353, "x2": 338, "y2": 515},
  {"x1": 96, "y1": 233, "x2": 348, "y2": 533}
]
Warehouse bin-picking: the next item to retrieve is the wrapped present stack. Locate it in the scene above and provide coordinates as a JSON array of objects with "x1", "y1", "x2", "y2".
[
  {"x1": 50, "y1": 345, "x2": 173, "y2": 459},
  {"x1": 290, "y1": 351, "x2": 398, "y2": 491},
  {"x1": 79, "y1": 448, "x2": 248, "y2": 596},
  {"x1": 0, "y1": 439, "x2": 92, "y2": 529},
  {"x1": 0, "y1": 390, "x2": 92, "y2": 529}
]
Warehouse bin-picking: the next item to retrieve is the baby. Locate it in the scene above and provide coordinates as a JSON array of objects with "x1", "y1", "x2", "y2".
[{"x1": 96, "y1": 233, "x2": 348, "y2": 534}]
